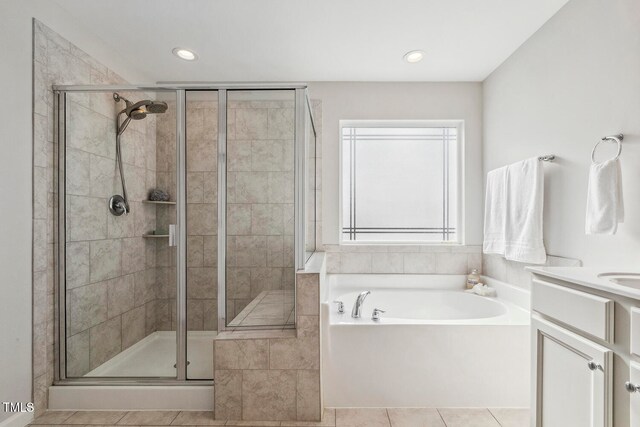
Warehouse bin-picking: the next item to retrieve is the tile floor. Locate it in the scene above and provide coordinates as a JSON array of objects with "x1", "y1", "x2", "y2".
[{"x1": 30, "y1": 408, "x2": 529, "y2": 427}]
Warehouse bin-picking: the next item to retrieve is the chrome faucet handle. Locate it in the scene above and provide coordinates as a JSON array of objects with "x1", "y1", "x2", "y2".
[
  {"x1": 372, "y1": 308, "x2": 386, "y2": 321},
  {"x1": 333, "y1": 300, "x2": 345, "y2": 314},
  {"x1": 625, "y1": 381, "x2": 640, "y2": 393}
]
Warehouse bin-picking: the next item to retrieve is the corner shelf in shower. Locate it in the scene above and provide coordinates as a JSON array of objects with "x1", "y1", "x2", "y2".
[
  {"x1": 142, "y1": 233, "x2": 170, "y2": 238},
  {"x1": 142, "y1": 200, "x2": 176, "y2": 205}
]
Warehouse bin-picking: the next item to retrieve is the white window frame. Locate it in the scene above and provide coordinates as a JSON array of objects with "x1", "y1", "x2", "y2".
[{"x1": 338, "y1": 119, "x2": 465, "y2": 246}]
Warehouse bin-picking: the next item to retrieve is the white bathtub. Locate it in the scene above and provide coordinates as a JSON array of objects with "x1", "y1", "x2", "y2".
[{"x1": 321, "y1": 274, "x2": 530, "y2": 408}]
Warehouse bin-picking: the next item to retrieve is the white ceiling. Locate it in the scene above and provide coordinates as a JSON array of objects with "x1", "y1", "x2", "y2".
[{"x1": 52, "y1": 0, "x2": 569, "y2": 82}]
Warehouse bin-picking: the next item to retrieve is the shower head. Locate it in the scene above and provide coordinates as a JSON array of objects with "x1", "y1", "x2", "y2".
[{"x1": 113, "y1": 93, "x2": 168, "y2": 120}]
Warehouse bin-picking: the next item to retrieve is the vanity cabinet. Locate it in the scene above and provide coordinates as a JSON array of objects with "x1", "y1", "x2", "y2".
[
  {"x1": 529, "y1": 271, "x2": 640, "y2": 427},
  {"x1": 532, "y1": 316, "x2": 612, "y2": 427}
]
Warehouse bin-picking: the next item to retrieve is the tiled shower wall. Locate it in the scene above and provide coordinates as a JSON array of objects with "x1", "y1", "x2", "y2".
[
  {"x1": 153, "y1": 99, "x2": 219, "y2": 331},
  {"x1": 32, "y1": 20, "x2": 150, "y2": 413},
  {"x1": 64, "y1": 89, "x2": 158, "y2": 377},
  {"x1": 225, "y1": 98, "x2": 297, "y2": 322}
]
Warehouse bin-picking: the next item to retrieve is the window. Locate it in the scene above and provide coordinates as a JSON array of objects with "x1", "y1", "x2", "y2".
[{"x1": 340, "y1": 121, "x2": 462, "y2": 244}]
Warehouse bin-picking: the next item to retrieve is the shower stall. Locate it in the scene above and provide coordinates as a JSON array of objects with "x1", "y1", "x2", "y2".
[{"x1": 53, "y1": 84, "x2": 317, "y2": 384}]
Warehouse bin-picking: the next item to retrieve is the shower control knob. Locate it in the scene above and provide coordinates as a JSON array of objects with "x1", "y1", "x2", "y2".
[
  {"x1": 333, "y1": 301, "x2": 344, "y2": 314},
  {"x1": 625, "y1": 382, "x2": 640, "y2": 393}
]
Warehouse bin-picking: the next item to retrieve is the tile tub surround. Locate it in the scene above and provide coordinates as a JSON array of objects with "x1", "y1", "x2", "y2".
[
  {"x1": 323, "y1": 244, "x2": 482, "y2": 275},
  {"x1": 214, "y1": 265, "x2": 322, "y2": 422},
  {"x1": 29, "y1": 407, "x2": 530, "y2": 426}
]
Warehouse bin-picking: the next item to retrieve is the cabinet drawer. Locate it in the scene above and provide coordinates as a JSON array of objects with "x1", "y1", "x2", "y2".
[
  {"x1": 532, "y1": 279, "x2": 614, "y2": 342},
  {"x1": 632, "y1": 308, "x2": 640, "y2": 357}
]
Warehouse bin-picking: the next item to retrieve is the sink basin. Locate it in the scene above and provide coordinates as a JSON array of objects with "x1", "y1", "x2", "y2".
[{"x1": 597, "y1": 272, "x2": 640, "y2": 289}]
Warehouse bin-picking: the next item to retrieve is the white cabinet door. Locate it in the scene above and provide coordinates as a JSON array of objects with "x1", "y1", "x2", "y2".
[
  {"x1": 631, "y1": 361, "x2": 640, "y2": 427},
  {"x1": 532, "y1": 315, "x2": 612, "y2": 427}
]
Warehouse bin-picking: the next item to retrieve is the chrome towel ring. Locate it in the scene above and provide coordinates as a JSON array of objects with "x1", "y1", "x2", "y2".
[{"x1": 591, "y1": 134, "x2": 624, "y2": 163}]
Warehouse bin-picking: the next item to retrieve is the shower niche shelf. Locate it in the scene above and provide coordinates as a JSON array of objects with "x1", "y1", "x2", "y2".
[{"x1": 142, "y1": 200, "x2": 176, "y2": 205}]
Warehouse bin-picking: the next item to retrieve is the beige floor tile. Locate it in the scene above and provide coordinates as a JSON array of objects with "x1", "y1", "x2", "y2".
[
  {"x1": 64, "y1": 411, "x2": 127, "y2": 425},
  {"x1": 387, "y1": 408, "x2": 445, "y2": 427},
  {"x1": 30, "y1": 411, "x2": 76, "y2": 424},
  {"x1": 118, "y1": 412, "x2": 180, "y2": 425},
  {"x1": 224, "y1": 421, "x2": 281, "y2": 426},
  {"x1": 281, "y1": 408, "x2": 336, "y2": 426},
  {"x1": 437, "y1": 409, "x2": 500, "y2": 427},
  {"x1": 488, "y1": 409, "x2": 530, "y2": 427},
  {"x1": 170, "y1": 412, "x2": 225, "y2": 425},
  {"x1": 336, "y1": 408, "x2": 390, "y2": 427}
]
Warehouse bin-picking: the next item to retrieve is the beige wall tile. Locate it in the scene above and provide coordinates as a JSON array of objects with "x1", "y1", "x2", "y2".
[
  {"x1": 340, "y1": 253, "x2": 372, "y2": 274},
  {"x1": 186, "y1": 267, "x2": 216, "y2": 299},
  {"x1": 121, "y1": 237, "x2": 146, "y2": 275},
  {"x1": 106, "y1": 275, "x2": 135, "y2": 318},
  {"x1": 66, "y1": 196, "x2": 107, "y2": 241},
  {"x1": 187, "y1": 203, "x2": 217, "y2": 235},
  {"x1": 371, "y1": 252, "x2": 403, "y2": 274},
  {"x1": 67, "y1": 283, "x2": 107, "y2": 335},
  {"x1": 187, "y1": 235, "x2": 204, "y2": 267},
  {"x1": 214, "y1": 370, "x2": 242, "y2": 420},
  {"x1": 242, "y1": 369, "x2": 296, "y2": 421},
  {"x1": 403, "y1": 253, "x2": 436, "y2": 274},
  {"x1": 235, "y1": 108, "x2": 268, "y2": 140},
  {"x1": 297, "y1": 370, "x2": 321, "y2": 421},
  {"x1": 121, "y1": 305, "x2": 146, "y2": 349},
  {"x1": 89, "y1": 316, "x2": 121, "y2": 369},
  {"x1": 435, "y1": 253, "x2": 469, "y2": 274},
  {"x1": 267, "y1": 108, "x2": 295, "y2": 139},
  {"x1": 65, "y1": 330, "x2": 90, "y2": 377},
  {"x1": 228, "y1": 204, "x2": 252, "y2": 235},
  {"x1": 296, "y1": 274, "x2": 319, "y2": 316},
  {"x1": 90, "y1": 239, "x2": 122, "y2": 282},
  {"x1": 228, "y1": 139, "x2": 252, "y2": 172},
  {"x1": 66, "y1": 241, "x2": 90, "y2": 289},
  {"x1": 215, "y1": 339, "x2": 269, "y2": 370},
  {"x1": 269, "y1": 336, "x2": 319, "y2": 370}
]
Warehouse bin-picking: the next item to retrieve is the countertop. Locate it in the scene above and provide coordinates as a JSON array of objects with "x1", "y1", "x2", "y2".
[{"x1": 526, "y1": 266, "x2": 640, "y2": 300}]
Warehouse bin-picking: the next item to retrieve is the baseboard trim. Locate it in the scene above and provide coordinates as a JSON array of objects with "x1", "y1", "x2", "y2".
[
  {"x1": 0, "y1": 412, "x2": 34, "y2": 427},
  {"x1": 48, "y1": 385, "x2": 214, "y2": 410}
]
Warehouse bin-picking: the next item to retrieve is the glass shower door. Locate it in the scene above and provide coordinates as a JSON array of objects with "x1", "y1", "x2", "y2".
[
  {"x1": 61, "y1": 89, "x2": 179, "y2": 378},
  {"x1": 224, "y1": 90, "x2": 296, "y2": 329}
]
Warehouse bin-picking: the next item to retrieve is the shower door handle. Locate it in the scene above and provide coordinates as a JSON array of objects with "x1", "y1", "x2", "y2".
[{"x1": 169, "y1": 224, "x2": 177, "y2": 247}]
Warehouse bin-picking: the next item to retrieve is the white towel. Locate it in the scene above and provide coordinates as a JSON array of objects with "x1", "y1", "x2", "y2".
[
  {"x1": 585, "y1": 158, "x2": 624, "y2": 234},
  {"x1": 504, "y1": 158, "x2": 546, "y2": 264},
  {"x1": 483, "y1": 166, "x2": 508, "y2": 255}
]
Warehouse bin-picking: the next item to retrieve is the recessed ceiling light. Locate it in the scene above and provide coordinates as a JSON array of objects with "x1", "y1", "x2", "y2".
[
  {"x1": 172, "y1": 47, "x2": 198, "y2": 61},
  {"x1": 403, "y1": 50, "x2": 424, "y2": 63}
]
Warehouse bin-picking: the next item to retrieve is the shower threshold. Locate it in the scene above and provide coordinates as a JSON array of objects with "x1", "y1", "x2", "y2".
[{"x1": 86, "y1": 331, "x2": 216, "y2": 379}]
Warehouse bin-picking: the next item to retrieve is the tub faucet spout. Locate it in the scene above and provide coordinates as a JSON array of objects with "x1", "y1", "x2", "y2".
[{"x1": 351, "y1": 291, "x2": 371, "y2": 318}]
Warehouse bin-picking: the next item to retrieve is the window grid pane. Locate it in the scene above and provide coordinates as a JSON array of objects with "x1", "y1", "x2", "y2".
[{"x1": 341, "y1": 126, "x2": 458, "y2": 243}]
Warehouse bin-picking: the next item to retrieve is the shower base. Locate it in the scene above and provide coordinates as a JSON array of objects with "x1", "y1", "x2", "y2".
[{"x1": 86, "y1": 330, "x2": 216, "y2": 379}]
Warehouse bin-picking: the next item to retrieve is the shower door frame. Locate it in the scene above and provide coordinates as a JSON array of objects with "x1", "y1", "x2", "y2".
[{"x1": 53, "y1": 83, "x2": 313, "y2": 385}]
